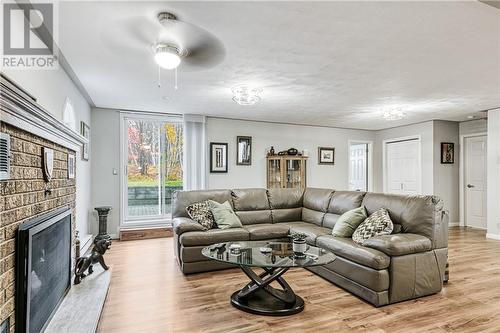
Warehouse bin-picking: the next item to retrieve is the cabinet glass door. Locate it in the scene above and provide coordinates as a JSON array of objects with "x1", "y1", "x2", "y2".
[
  {"x1": 268, "y1": 159, "x2": 281, "y2": 188},
  {"x1": 285, "y1": 159, "x2": 302, "y2": 188}
]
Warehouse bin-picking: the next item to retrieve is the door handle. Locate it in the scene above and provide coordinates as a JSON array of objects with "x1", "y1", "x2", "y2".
[{"x1": 467, "y1": 184, "x2": 475, "y2": 188}]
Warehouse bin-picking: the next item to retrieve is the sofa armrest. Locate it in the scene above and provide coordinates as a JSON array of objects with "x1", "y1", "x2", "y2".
[
  {"x1": 362, "y1": 233, "x2": 432, "y2": 256},
  {"x1": 173, "y1": 217, "x2": 205, "y2": 235}
]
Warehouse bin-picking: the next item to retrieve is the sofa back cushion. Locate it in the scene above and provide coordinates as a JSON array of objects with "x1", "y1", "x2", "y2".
[
  {"x1": 323, "y1": 191, "x2": 366, "y2": 228},
  {"x1": 268, "y1": 188, "x2": 304, "y2": 222},
  {"x1": 172, "y1": 189, "x2": 233, "y2": 218},
  {"x1": 362, "y1": 193, "x2": 444, "y2": 247},
  {"x1": 302, "y1": 188, "x2": 334, "y2": 226},
  {"x1": 231, "y1": 188, "x2": 272, "y2": 225}
]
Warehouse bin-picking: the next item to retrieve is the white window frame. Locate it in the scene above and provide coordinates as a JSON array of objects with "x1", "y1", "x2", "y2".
[{"x1": 119, "y1": 112, "x2": 183, "y2": 230}]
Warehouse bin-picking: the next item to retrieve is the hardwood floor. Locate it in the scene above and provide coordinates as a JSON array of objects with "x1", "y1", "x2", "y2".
[{"x1": 98, "y1": 228, "x2": 500, "y2": 333}]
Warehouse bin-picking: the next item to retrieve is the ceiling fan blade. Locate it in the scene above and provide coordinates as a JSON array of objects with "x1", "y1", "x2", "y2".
[
  {"x1": 101, "y1": 16, "x2": 160, "y2": 57},
  {"x1": 156, "y1": 20, "x2": 226, "y2": 71}
]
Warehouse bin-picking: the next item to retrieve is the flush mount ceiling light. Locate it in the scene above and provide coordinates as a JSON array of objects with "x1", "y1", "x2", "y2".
[
  {"x1": 231, "y1": 85, "x2": 263, "y2": 106},
  {"x1": 154, "y1": 44, "x2": 181, "y2": 70},
  {"x1": 383, "y1": 108, "x2": 406, "y2": 121}
]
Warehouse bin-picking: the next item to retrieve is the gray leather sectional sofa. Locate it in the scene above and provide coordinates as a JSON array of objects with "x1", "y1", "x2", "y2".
[{"x1": 172, "y1": 188, "x2": 448, "y2": 306}]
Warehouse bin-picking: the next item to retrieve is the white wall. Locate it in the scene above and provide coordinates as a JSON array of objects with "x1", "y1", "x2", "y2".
[
  {"x1": 206, "y1": 118, "x2": 375, "y2": 189},
  {"x1": 90, "y1": 108, "x2": 121, "y2": 237},
  {"x1": 4, "y1": 69, "x2": 92, "y2": 239},
  {"x1": 373, "y1": 121, "x2": 434, "y2": 194},
  {"x1": 486, "y1": 110, "x2": 500, "y2": 239},
  {"x1": 433, "y1": 121, "x2": 459, "y2": 223}
]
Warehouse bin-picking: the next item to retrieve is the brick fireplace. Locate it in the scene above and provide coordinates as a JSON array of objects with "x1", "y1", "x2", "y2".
[{"x1": 0, "y1": 74, "x2": 87, "y2": 333}]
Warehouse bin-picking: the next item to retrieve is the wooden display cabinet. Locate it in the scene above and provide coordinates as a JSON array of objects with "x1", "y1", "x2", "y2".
[{"x1": 266, "y1": 156, "x2": 307, "y2": 189}]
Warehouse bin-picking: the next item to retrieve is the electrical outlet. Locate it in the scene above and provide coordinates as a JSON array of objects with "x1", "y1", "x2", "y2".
[{"x1": 112, "y1": 168, "x2": 118, "y2": 175}]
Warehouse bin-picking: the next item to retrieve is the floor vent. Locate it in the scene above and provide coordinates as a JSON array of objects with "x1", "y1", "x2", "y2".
[{"x1": 0, "y1": 132, "x2": 11, "y2": 180}]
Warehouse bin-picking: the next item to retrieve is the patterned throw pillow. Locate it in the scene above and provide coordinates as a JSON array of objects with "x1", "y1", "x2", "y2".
[
  {"x1": 186, "y1": 201, "x2": 215, "y2": 230},
  {"x1": 352, "y1": 208, "x2": 394, "y2": 245}
]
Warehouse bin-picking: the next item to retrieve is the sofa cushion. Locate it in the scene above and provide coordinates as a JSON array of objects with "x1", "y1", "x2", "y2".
[
  {"x1": 268, "y1": 188, "x2": 304, "y2": 223},
  {"x1": 328, "y1": 191, "x2": 366, "y2": 215},
  {"x1": 286, "y1": 222, "x2": 331, "y2": 245},
  {"x1": 172, "y1": 189, "x2": 233, "y2": 218},
  {"x1": 352, "y1": 208, "x2": 394, "y2": 244},
  {"x1": 332, "y1": 206, "x2": 367, "y2": 237},
  {"x1": 243, "y1": 223, "x2": 290, "y2": 240},
  {"x1": 303, "y1": 188, "x2": 334, "y2": 212},
  {"x1": 232, "y1": 189, "x2": 272, "y2": 224},
  {"x1": 186, "y1": 200, "x2": 215, "y2": 229},
  {"x1": 362, "y1": 233, "x2": 432, "y2": 256},
  {"x1": 316, "y1": 235, "x2": 390, "y2": 270},
  {"x1": 272, "y1": 208, "x2": 302, "y2": 223},
  {"x1": 179, "y1": 228, "x2": 250, "y2": 246},
  {"x1": 302, "y1": 208, "x2": 326, "y2": 226},
  {"x1": 232, "y1": 188, "x2": 270, "y2": 210},
  {"x1": 268, "y1": 188, "x2": 304, "y2": 209},
  {"x1": 209, "y1": 200, "x2": 243, "y2": 229},
  {"x1": 324, "y1": 191, "x2": 366, "y2": 228}
]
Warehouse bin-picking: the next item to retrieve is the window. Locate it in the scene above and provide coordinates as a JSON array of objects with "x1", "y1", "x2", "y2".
[{"x1": 122, "y1": 115, "x2": 183, "y2": 227}]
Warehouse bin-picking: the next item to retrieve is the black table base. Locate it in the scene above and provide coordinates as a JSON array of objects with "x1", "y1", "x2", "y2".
[{"x1": 230, "y1": 266, "x2": 304, "y2": 316}]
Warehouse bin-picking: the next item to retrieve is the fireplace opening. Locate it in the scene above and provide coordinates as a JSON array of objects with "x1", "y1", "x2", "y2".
[{"x1": 16, "y1": 207, "x2": 72, "y2": 333}]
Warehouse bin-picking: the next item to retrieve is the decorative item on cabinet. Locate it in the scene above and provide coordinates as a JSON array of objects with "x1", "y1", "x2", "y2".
[
  {"x1": 266, "y1": 155, "x2": 307, "y2": 189},
  {"x1": 269, "y1": 146, "x2": 275, "y2": 156}
]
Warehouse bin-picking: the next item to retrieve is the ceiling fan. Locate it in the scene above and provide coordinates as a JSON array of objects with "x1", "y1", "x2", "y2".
[{"x1": 101, "y1": 11, "x2": 226, "y2": 89}]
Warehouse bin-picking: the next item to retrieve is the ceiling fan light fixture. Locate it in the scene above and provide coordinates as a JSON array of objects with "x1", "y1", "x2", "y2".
[
  {"x1": 154, "y1": 44, "x2": 181, "y2": 70},
  {"x1": 231, "y1": 85, "x2": 262, "y2": 106},
  {"x1": 383, "y1": 108, "x2": 406, "y2": 121}
]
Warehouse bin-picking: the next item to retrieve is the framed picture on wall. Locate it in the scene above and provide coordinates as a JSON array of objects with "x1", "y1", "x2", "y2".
[
  {"x1": 441, "y1": 142, "x2": 454, "y2": 164},
  {"x1": 80, "y1": 121, "x2": 90, "y2": 161},
  {"x1": 318, "y1": 147, "x2": 335, "y2": 164},
  {"x1": 210, "y1": 142, "x2": 228, "y2": 173},
  {"x1": 68, "y1": 154, "x2": 75, "y2": 179},
  {"x1": 236, "y1": 136, "x2": 252, "y2": 165}
]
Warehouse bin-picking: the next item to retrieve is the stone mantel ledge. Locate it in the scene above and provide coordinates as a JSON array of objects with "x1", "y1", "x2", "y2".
[{"x1": 0, "y1": 73, "x2": 88, "y2": 152}]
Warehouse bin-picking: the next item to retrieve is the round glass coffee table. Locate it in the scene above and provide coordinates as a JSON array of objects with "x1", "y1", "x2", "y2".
[{"x1": 202, "y1": 241, "x2": 335, "y2": 316}]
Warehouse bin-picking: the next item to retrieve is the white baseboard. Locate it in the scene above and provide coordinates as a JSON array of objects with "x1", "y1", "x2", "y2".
[
  {"x1": 109, "y1": 233, "x2": 119, "y2": 240},
  {"x1": 448, "y1": 222, "x2": 461, "y2": 227},
  {"x1": 486, "y1": 233, "x2": 500, "y2": 240}
]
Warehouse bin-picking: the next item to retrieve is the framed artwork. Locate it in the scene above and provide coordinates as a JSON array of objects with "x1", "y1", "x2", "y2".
[
  {"x1": 210, "y1": 142, "x2": 228, "y2": 173},
  {"x1": 236, "y1": 136, "x2": 252, "y2": 165},
  {"x1": 80, "y1": 121, "x2": 90, "y2": 161},
  {"x1": 318, "y1": 147, "x2": 335, "y2": 165},
  {"x1": 441, "y1": 142, "x2": 454, "y2": 164},
  {"x1": 68, "y1": 154, "x2": 75, "y2": 179}
]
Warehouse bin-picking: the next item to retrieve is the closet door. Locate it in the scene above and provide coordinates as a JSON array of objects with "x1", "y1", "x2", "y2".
[{"x1": 385, "y1": 139, "x2": 421, "y2": 195}]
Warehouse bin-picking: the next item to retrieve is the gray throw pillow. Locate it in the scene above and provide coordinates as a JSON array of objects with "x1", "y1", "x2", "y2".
[
  {"x1": 186, "y1": 200, "x2": 216, "y2": 230},
  {"x1": 332, "y1": 206, "x2": 367, "y2": 237},
  {"x1": 352, "y1": 208, "x2": 394, "y2": 245},
  {"x1": 208, "y1": 200, "x2": 242, "y2": 229}
]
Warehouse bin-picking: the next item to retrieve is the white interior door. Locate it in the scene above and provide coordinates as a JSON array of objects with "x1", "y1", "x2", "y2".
[
  {"x1": 465, "y1": 136, "x2": 487, "y2": 229},
  {"x1": 385, "y1": 139, "x2": 421, "y2": 195},
  {"x1": 349, "y1": 143, "x2": 367, "y2": 191}
]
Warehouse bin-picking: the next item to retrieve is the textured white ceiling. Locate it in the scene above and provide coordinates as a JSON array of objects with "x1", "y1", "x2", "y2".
[{"x1": 58, "y1": 1, "x2": 500, "y2": 130}]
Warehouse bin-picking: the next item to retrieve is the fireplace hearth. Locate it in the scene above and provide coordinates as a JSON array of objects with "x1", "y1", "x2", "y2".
[{"x1": 16, "y1": 208, "x2": 72, "y2": 333}]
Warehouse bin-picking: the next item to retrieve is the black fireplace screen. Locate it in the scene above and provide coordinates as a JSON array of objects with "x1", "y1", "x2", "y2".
[{"x1": 16, "y1": 207, "x2": 72, "y2": 333}]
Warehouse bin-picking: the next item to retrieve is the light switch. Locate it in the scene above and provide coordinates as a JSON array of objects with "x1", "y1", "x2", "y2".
[{"x1": 112, "y1": 168, "x2": 118, "y2": 175}]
